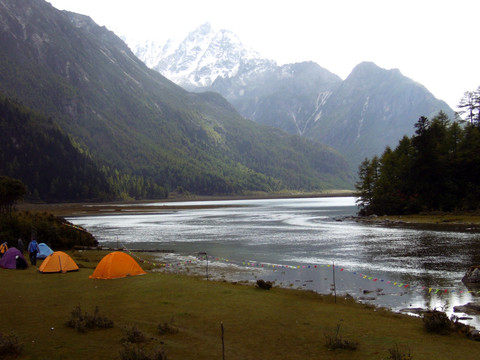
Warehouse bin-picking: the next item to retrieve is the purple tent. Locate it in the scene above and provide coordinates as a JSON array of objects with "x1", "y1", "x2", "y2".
[{"x1": 0, "y1": 247, "x2": 28, "y2": 269}]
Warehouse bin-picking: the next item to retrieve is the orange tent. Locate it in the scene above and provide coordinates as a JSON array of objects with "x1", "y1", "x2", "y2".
[
  {"x1": 38, "y1": 251, "x2": 79, "y2": 273},
  {"x1": 89, "y1": 252, "x2": 146, "y2": 279}
]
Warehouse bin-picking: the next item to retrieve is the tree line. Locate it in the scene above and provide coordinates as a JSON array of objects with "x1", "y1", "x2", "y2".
[
  {"x1": 0, "y1": 175, "x2": 97, "y2": 248},
  {"x1": 0, "y1": 95, "x2": 168, "y2": 202},
  {"x1": 355, "y1": 87, "x2": 480, "y2": 215}
]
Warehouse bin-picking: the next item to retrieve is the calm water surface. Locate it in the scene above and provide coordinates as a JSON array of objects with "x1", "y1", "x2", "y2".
[{"x1": 68, "y1": 197, "x2": 480, "y2": 328}]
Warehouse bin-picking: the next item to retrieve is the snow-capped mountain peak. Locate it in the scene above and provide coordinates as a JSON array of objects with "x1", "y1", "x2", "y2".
[
  {"x1": 128, "y1": 22, "x2": 274, "y2": 89},
  {"x1": 130, "y1": 38, "x2": 177, "y2": 68}
]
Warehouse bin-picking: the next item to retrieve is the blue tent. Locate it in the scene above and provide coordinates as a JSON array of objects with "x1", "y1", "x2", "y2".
[{"x1": 37, "y1": 243, "x2": 54, "y2": 259}]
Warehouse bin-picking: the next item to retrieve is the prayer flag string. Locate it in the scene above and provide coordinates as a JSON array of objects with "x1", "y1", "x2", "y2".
[{"x1": 119, "y1": 244, "x2": 478, "y2": 296}]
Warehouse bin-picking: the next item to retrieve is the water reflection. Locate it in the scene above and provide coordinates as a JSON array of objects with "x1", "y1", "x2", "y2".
[{"x1": 68, "y1": 197, "x2": 480, "y2": 328}]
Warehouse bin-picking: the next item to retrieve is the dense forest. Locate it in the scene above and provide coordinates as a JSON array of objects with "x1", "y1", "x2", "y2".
[
  {"x1": 0, "y1": 95, "x2": 167, "y2": 202},
  {"x1": 355, "y1": 87, "x2": 480, "y2": 215}
]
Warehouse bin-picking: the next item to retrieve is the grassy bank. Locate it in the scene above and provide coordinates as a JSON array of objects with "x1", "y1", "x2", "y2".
[
  {"x1": 380, "y1": 213, "x2": 480, "y2": 225},
  {"x1": 1, "y1": 250, "x2": 480, "y2": 360},
  {"x1": 358, "y1": 212, "x2": 480, "y2": 232}
]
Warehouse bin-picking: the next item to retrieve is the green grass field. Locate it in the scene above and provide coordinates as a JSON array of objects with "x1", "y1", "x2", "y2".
[{"x1": 1, "y1": 250, "x2": 479, "y2": 360}]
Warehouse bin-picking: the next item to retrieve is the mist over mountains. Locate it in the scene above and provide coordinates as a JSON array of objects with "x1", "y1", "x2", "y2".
[
  {"x1": 129, "y1": 23, "x2": 454, "y2": 169},
  {"x1": 0, "y1": 0, "x2": 353, "y2": 201}
]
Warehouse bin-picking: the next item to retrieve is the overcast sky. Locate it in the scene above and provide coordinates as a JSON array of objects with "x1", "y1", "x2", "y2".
[{"x1": 48, "y1": 0, "x2": 480, "y2": 109}]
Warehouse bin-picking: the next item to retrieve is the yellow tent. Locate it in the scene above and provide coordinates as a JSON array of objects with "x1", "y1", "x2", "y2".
[
  {"x1": 38, "y1": 251, "x2": 79, "y2": 273},
  {"x1": 89, "y1": 251, "x2": 146, "y2": 279}
]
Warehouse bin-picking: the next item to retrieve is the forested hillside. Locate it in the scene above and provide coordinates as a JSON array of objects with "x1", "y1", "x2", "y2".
[
  {"x1": 356, "y1": 98, "x2": 480, "y2": 215},
  {"x1": 0, "y1": 0, "x2": 354, "y2": 198},
  {"x1": 0, "y1": 95, "x2": 113, "y2": 202},
  {"x1": 0, "y1": 95, "x2": 168, "y2": 202}
]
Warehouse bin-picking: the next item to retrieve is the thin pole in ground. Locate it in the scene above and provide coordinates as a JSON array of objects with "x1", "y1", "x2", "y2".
[
  {"x1": 198, "y1": 252, "x2": 208, "y2": 280},
  {"x1": 333, "y1": 261, "x2": 337, "y2": 303},
  {"x1": 221, "y1": 321, "x2": 225, "y2": 360}
]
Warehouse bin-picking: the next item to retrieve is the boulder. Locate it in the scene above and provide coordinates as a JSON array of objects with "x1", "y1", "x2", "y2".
[
  {"x1": 462, "y1": 265, "x2": 480, "y2": 284},
  {"x1": 453, "y1": 302, "x2": 480, "y2": 315},
  {"x1": 399, "y1": 307, "x2": 425, "y2": 314},
  {"x1": 256, "y1": 279, "x2": 273, "y2": 290}
]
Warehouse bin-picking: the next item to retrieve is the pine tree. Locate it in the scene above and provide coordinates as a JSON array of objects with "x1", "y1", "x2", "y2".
[
  {"x1": 0, "y1": 176, "x2": 27, "y2": 214},
  {"x1": 355, "y1": 157, "x2": 378, "y2": 215},
  {"x1": 355, "y1": 107, "x2": 480, "y2": 215},
  {"x1": 457, "y1": 86, "x2": 480, "y2": 125}
]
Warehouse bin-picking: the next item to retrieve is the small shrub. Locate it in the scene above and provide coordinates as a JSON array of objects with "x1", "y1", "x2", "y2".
[
  {"x1": 324, "y1": 324, "x2": 358, "y2": 351},
  {"x1": 256, "y1": 279, "x2": 272, "y2": 290},
  {"x1": 449, "y1": 314, "x2": 476, "y2": 336},
  {"x1": 157, "y1": 320, "x2": 179, "y2": 335},
  {"x1": 119, "y1": 343, "x2": 167, "y2": 360},
  {"x1": 66, "y1": 305, "x2": 114, "y2": 332},
  {"x1": 92, "y1": 306, "x2": 115, "y2": 329},
  {"x1": 65, "y1": 305, "x2": 86, "y2": 332},
  {"x1": 387, "y1": 343, "x2": 413, "y2": 360},
  {"x1": 423, "y1": 310, "x2": 452, "y2": 335},
  {"x1": 0, "y1": 332, "x2": 23, "y2": 358},
  {"x1": 122, "y1": 325, "x2": 147, "y2": 344}
]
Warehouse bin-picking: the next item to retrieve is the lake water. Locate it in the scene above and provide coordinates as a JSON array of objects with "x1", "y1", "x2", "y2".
[{"x1": 68, "y1": 196, "x2": 480, "y2": 328}]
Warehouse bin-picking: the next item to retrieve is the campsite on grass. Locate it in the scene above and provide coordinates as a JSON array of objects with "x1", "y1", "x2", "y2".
[
  {"x1": 89, "y1": 251, "x2": 146, "y2": 279},
  {"x1": 0, "y1": 247, "x2": 27, "y2": 269},
  {"x1": 36, "y1": 242, "x2": 53, "y2": 259},
  {"x1": 38, "y1": 251, "x2": 79, "y2": 273},
  {"x1": 1, "y1": 248, "x2": 480, "y2": 360}
]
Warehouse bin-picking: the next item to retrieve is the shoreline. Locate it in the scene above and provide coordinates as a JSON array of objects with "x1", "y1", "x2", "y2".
[
  {"x1": 4, "y1": 252, "x2": 480, "y2": 359},
  {"x1": 354, "y1": 213, "x2": 480, "y2": 232},
  {"x1": 141, "y1": 251, "x2": 480, "y2": 331},
  {"x1": 17, "y1": 190, "x2": 354, "y2": 217},
  {"x1": 17, "y1": 192, "x2": 480, "y2": 231}
]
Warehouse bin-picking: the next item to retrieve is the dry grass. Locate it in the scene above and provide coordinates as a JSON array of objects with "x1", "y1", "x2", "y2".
[
  {"x1": 1, "y1": 250, "x2": 479, "y2": 360},
  {"x1": 359, "y1": 213, "x2": 480, "y2": 232},
  {"x1": 383, "y1": 213, "x2": 480, "y2": 225}
]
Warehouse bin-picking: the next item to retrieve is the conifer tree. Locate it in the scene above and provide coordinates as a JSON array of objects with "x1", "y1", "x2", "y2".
[
  {"x1": 0, "y1": 176, "x2": 27, "y2": 214},
  {"x1": 457, "y1": 86, "x2": 480, "y2": 125},
  {"x1": 355, "y1": 105, "x2": 480, "y2": 215}
]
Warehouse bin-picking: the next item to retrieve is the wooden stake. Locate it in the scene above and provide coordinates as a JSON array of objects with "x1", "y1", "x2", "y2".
[
  {"x1": 221, "y1": 321, "x2": 225, "y2": 360},
  {"x1": 333, "y1": 261, "x2": 337, "y2": 304},
  {"x1": 206, "y1": 252, "x2": 209, "y2": 280},
  {"x1": 197, "y1": 252, "x2": 208, "y2": 280}
]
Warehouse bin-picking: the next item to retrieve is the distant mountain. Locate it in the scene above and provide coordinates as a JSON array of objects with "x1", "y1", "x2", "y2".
[
  {"x1": 0, "y1": 0, "x2": 353, "y2": 197},
  {"x1": 133, "y1": 23, "x2": 454, "y2": 169},
  {"x1": 130, "y1": 23, "x2": 276, "y2": 91},
  {"x1": 307, "y1": 62, "x2": 454, "y2": 166},
  {"x1": 212, "y1": 61, "x2": 342, "y2": 136}
]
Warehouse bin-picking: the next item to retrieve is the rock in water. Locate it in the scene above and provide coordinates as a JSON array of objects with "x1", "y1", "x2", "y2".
[
  {"x1": 462, "y1": 265, "x2": 480, "y2": 284},
  {"x1": 453, "y1": 303, "x2": 480, "y2": 315}
]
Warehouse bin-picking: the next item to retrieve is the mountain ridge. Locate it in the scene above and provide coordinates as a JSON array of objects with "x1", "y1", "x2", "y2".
[
  {"x1": 310, "y1": 61, "x2": 453, "y2": 166},
  {"x1": 0, "y1": 0, "x2": 353, "y2": 197},
  {"x1": 131, "y1": 23, "x2": 454, "y2": 170}
]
